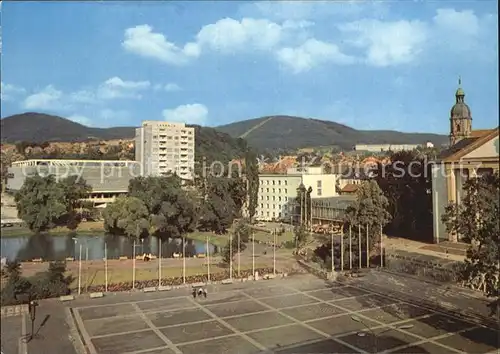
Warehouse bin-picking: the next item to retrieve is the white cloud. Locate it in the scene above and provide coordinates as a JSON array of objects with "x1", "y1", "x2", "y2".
[
  {"x1": 97, "y1": 77, "x2": 150, "y2": 100},
  {"x1": 122, "y1": 25, "x2": 199, "y2": 65},
  {"x1": 196, "y1": 18, "x2": 284, "y2": 53},
  {"x1": 68, "y1": 114, "x2": 92, "y2": 126},
  {"x1": 154, "y1": 83, "x2": 181, "y2": 92},
  {"x1": 23, "y1": 85, "x2": 67, "y2": 110},
  {"x1": 277, "y1": 38, "x2": 355, "y2": 73},
  {"x1": 431, "y1": 8, "x2": 496, "y2": 56},
  {"x1": 433, "y1": 8, "x2": 480, "y2": 36},
  {"x1": 162, "y1": 103, "x2": 208, "y2": 125},
  {"x1": 1, "y1": 82, "x2": 26, "y2": 101},
  {"x1": 339, "y1": 19, "x2": 428, "y2": 67}
]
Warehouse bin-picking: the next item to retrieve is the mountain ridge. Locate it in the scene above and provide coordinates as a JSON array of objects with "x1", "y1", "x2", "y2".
[{"x1": 1, "y1": 112, "x2": 448, "y2": 151}]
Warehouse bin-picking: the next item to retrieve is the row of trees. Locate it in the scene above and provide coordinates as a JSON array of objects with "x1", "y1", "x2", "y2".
[{"x1": 102, "y1": 175, "x2": 247, "y2": 239}]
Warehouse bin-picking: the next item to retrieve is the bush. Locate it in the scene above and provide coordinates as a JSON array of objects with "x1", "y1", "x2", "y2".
[{"x1": 0, "y1": 261, "x2": 73, "y2": 305}]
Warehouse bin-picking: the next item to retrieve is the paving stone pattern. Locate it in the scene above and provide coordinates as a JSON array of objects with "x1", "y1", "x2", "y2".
[{"x1": 66, "y1": 275, "x2": 499, "y2": 354}]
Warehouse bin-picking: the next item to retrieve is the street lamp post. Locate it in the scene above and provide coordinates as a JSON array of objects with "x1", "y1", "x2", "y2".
[
  {"x1": 78, "y1": 243, "x2": 82, "y2": 295},
  {"x1": 229, "y1": 231, "x2": 233, "y2": 280},
  {"x1": 158, "y1": 238, "x2": 162, "y2": 287},
  {"x1": 252, "y1": 230, "x2": 255, "y2": 280},
  {"x1": 104, "y1": 242, "x2": 108, "y2": 292},
  {"x1": 206, "y1": 235, "x2": 210, "y2": 283},
  {"x1": 132, "y1": 240, "x2": 137, "y2": 290},
  {"x1": 182, "y1": 236, "x2": 186, "y2": 284}
]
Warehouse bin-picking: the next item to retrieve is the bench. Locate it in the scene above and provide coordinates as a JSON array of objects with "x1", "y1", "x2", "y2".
[{"x1": 89, "y1": 292, "x2": 104, "y2": 299}]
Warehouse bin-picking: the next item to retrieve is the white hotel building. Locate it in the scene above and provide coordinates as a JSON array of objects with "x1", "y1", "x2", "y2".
[
  {"x1": 135, "y1": 121, "x2": 195, "y2": 180},
  {"x1": 256, "y1": 166, "x2": 338, "y2": 221}
]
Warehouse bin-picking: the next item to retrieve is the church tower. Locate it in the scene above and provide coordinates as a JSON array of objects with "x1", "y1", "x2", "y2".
[{"x1": 449, "y1": 78, "x2": 472, "y2": 146}]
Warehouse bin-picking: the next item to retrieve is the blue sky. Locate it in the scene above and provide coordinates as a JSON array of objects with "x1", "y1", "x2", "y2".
[{"x1": 1, "y1": 1, "x2": 498, "y2": 134}]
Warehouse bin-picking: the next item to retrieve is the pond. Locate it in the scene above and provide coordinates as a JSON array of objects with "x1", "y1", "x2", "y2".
[{"x1": 0, "y1": 233, "x2": 218, "y2": 262}]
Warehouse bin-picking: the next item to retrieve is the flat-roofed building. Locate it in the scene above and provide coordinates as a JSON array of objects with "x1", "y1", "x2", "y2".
[
  {"x1": 135, "y1": 121, "x2": 195, "y2": 180},
  {"x1": 256, "y1": 166, "x2": 339, "y2": 222},
  {"x1": 7, "y1": 159, "x2": 141, "y2": 206}
]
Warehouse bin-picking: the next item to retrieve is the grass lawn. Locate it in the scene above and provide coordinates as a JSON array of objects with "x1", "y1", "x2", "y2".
[
  {"x1": 252, "y1": 230, "x2": 295, "y2": 243},
  {"x1": 187, "y1": 232, "x2": 228, "y2": 247},
  {"x1": 73, "y1": 262, "x2": 270, "y2": 289}
]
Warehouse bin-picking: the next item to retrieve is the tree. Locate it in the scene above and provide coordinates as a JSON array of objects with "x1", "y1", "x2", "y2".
[
  {"x1": 15, "y1": 175, "x2": 68, "y2": 232},
  {"x1": 103, "y1": 196, "x2": 149, "y2": 238},
  {"x1": 197, "y1": 177, "x2": 246, "y2": 233},
  {"x1": 442, "y1": 172, "x2": 499, "y2": 315},
  {"x1": 344, "y1": 180, "x2": 391, "y2": 250},
  {"x1": 128, "y1": 176, "x2": 197, "y2": 239},
  {"x1": 245, "y1": 150, "x2": 259, "y2": 221},
  {"x1": 58, "y1": 175, "x2": 92, "y2": 230},
  {"x1": 374, "y1": 150, "x2": 433, "y2": 240},
  {"x1": 295, "y1": 184, "x2": 312, "y2": 226}
]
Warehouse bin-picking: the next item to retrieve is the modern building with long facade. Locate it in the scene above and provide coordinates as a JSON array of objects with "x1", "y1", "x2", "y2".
[
  {"x1": 431, "y1": 83, "x2": 499, "y2": 243},
  {"x1": 256, "y1": 166, "x2": 339, "y2": 221},
  {"x1": 7, "y1": 159, "x2": 140, "y2": 206},
  {"x1": 135, "y1": 121, "x2": 195, "y2": 180}
]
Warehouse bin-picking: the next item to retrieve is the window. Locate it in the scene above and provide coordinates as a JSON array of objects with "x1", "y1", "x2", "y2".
[
  {"x1": 285, "y1": 188, "x2": 288, "y2": 193},
  {"x1": 273, "y1": 188, "x2": 275, "y2": 193},
  {"x1": 278, "y1": 180, "x2": 282, "y2": 185},
  {"x1": 317, "y1": 189, "x2": 322, "y2": 196},
  {"x1": 317, "y1": 180, "x2": 322, "y2": 188},
  {"x1": 273, "y1": 196, "x2": 275, "y2": 201},
  {"x1": 273, "y1": 180, "x2": 275, "y2": 185},
  {"x1": 260, "y1": 203, "x2": 263, "y2": 208},
  {"x1": 278, "y1": 196, "x2": 282, "y2": 201},
  {"x1": 260, "y1": 188, "x2": 263, "y2": 193},
  {"x1": 285, "y1": 180, "x2": 288, "y2": 185},
  {"x1": 266, "y1": 204, "x2": 269, "y2": 209},
  {"x1": 266, "y1": 196, "x2": 269, "y2": 200},
  {"x1": 278, "y1": 188, "x2": 281, "y2": 193},
  {"x1": 266, "y1": 188, "x2": 269, "y2": 192}
]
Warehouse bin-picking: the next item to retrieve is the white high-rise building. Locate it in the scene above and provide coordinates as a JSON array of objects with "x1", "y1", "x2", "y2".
[{"x1": 135, "y1": 121, "x2": 195, "y2": 180}]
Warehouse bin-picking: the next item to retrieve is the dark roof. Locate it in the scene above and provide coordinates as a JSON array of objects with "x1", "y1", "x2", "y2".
[{"x1": 438, "y1": 137, "x2": 478, "y2": 160}]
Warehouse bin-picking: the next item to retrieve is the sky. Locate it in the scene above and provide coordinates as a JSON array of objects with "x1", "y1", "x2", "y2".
[{"x1": 1, "y1": 1, "x2": 498, "y2": 134}]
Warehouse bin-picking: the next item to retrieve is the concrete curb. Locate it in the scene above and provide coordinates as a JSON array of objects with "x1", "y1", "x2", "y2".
[{"x1": 89, "y1": 292, "x2": 104, "y2": 299}]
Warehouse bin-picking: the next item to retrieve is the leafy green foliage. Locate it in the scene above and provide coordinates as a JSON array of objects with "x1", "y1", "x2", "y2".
[
  {"x1": 442, "y1": 172, "x2": 499, "y2": 313},
  {"x1": 0, "y1": 260, "x2": 73, "y2": 305},
  {"x1": 197, "y1": 177, "x2": 246, "y2": 233},
  {"x1": 374, "y1": 150, "x2": 433, "y2": 240},
  {"x1": 103, "y1": 196, "x2": 149, "y2": 238},
  {"x1": 344, "y1": 180, "x2": 391, "y2": 250},
  {"x1": 15, "y1": 175, "x2": 91, "y2": 232},
  {"x1": 126, "y1": 176, "x2": 197, "y2": 239}
]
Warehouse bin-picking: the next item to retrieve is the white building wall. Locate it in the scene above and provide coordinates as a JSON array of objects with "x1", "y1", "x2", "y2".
[
  {"x1": 256, "y1": 173, "x2": 338, "y2": 221},
  {"x1": 301, "y1": 174, "x2": 337, "y2": 198},
  {"x1": 256, "y1": 175, "x2": 302, "y2": 221},
  {"x1": 135, "y1": 121, "x2": 195, "y2": 180},
  {"x1": 431, "y1": 164, "x2": 448, "y2": 243}
]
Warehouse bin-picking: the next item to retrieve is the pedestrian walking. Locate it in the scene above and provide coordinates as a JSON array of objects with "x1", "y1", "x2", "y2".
[
  {"x1": 198, "y1": 288, "x2": 203, "y2": 297},
  {"x1": 192, "y1": 289, "x2": 197, "y2": 299},
  {"x1": 203, "y1": 288, "x2": 207, "y2": 298}
]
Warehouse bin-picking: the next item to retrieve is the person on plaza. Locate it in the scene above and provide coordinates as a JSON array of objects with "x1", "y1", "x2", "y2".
[
  {"x1": 198, "y1": 287, "x2": 203, "y2": 297},
  {"x1": 192, "y1": 288, "x2": 197, "y2": 299},
  {"x1": 203, "y1": 288, "x2": 207, "y2": 298}
]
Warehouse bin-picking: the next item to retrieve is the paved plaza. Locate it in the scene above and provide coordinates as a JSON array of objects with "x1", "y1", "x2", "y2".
[
  {"x1": 2, "y1": 272, "x2": 498, "y2": 354},
  {"x1": 65, "y1": 274, "x2": 498, "y2": 354}
]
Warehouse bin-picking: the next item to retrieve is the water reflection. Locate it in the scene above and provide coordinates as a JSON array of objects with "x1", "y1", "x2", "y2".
[{"x1": 0, "y1": 233, "x2": 218, "y2": 262}]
